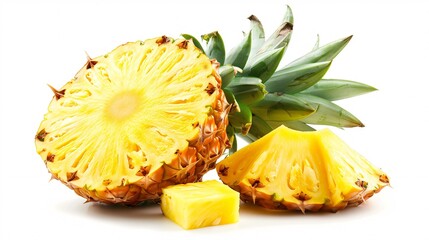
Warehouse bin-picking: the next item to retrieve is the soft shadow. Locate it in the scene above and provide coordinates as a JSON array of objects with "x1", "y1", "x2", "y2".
[
  {"x1": 86, "y1": 201, "x2": 164, "y2": 220},
  {"x1": 239, "y1": 202, "x2": 371, "y2": 217},
  {"x1": 54, "y1": 198, "x2": 190, "y2": 232},
  {"x1": 55, "y1": 198, "x2": 171, "y2": 227}
]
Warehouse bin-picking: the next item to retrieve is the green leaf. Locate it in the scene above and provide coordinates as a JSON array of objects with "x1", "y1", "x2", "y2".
[
  {"x1": 285, "y1": 35, "x2": 352, "y2": 68},
  {"x1": 247, "y1": 15, "x2": 265, "y2": 60},
  {"x1": 257, "y1": 22, "x2": 293, "y2": 54},
  {"x1": 268, "y1": 120, "x2": 315, "y2": 131},
  {"x1": 229, "y1": 133, "x2": 238, "y2": 155},
  {"x1": 223, "y1": 88, "x2": 239, "y2": 112},
  {"x1": 312, "y1": 34, "x2": 320, "y2": 51},
  {"x1": 226, "y1": 77, "x2": 267, "y2": 105},
  {"x1": 230, "y1": 84, "x2": 267, "y2": 105},
  {"x1": 265, "y1": 61, "x2": 331, "y2": 93},
  {"x1": 228, "y1": 101, "x2": 253, "y2": 135},
  {"x1": 202, "y1": 31, "x2": 226, "y2": 65},
  {"x1": 181, "y1": 34, "x2": 205, "y2": 54},
  {"x1": 301, "y1": 79, "x2": 377, "y2": 101},
  {"x1": 225, "y1": 32, "x2": 252, "y2": 69},
  {"x1": 295, "y1": 94, "x2": 364, "y2": 128},
  {"x1": 244, "y1": 6, "x2": 293, "y2": 83},
  {"x1": 227, "y1": 76, "x2": 262, "y2": 87},
  {"x1": 230, "y1": 134, "x2": 238, "y2": 155},
  {"x1": 226, "y1": 125, "x2": 238, "y2": 155},
  {"x1": 282, "y1": 5, "x2": 294, "y2": 25},
  {"x1": 243, "y1": 47, "x2": 285, "y2": 82},
  {"x1": 250, "y1": 93, "x2": 315, "y2": 121},
  {"x1": 247, "y1": 115, "x2": 273, "y2": 141},
  {"x1": 219, "y1": 65, "x2": 235, "y2": 88}
]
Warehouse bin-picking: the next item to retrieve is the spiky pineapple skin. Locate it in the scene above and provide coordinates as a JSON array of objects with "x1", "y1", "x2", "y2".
[
  {"x1": 35, "y1": 37, "x2": 230, "y2": 205},
  {"x1": 233, "y1": 180, "x2": 387, "y2": 212}
]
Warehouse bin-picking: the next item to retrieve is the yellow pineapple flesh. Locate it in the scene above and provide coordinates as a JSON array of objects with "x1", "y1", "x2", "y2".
[
  {"x1": 35, "y1": 36, "x2": 230, "y2": 204},
  {"x1": 161, "y1": 180, "x2": 240, "y2": 229},
  {"x1": 216, "y1": 125, "x2": 389, "y2": 212}
]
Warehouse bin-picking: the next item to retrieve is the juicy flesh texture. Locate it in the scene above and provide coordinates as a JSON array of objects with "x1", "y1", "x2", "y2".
[
  {"x1": 161, "y1": 180, "x2": 240, "y2": 229},
  {"x1": 217, "y1": 125, "x2": 389, "y2": 212},
  {"x1": 35, "y1": 37, "x2": 230, "y2": 204}
]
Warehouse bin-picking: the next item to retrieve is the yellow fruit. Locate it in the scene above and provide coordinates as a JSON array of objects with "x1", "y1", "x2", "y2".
[
  {"x1": 216, "y1": 125, "x2": 389, "y2": 212},
  {"x1": 35, "y1": 36, "x2": 230, "y2": 204},
  {"x1": 161, "y1": 180, "x2": 239, "y2": 229}
]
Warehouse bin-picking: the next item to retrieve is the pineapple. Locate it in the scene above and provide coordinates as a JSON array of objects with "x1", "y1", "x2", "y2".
[
  {"x1": 35, "y1": 37, "x2": 230, "y2": 204},
  {"x1": 216, "y1": 126, "x2": 389, "y2": 212},
  {"x1": 183, "y1": 5, "x2": 376, "y2": 151},
  {"x1": 161, "y1": 180, "x2": 239, "y2": 229},
  {"x1": 36, "y1": 5, "x2": 379, "y2": 206}
]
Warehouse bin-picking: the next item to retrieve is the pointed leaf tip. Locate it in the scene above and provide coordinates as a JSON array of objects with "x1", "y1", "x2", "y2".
[
  {"x1": 202, "y1": 31, "x2": 226, "y2": 65},
  {"x1": 285, "y1": 35, "x2": 353, "y2": 68},
  {"x1": 225, "y1": 30, "x2": 252, "y2": 69},
  {"x1": 181, "y1": 34, "x2": 205, "y2": 53},
  {"x1": 345, "y1": 35, "x2": 353, "y2": 41},
  {"x1": 282, "y1": 5, "x2": 294, "y2": 25},
  {"x1": 312, "y1": 34, "x2": 320, "y2": 50},
  {"x1": 247, "y1": 14, "x2": 265, "y2": 60},
  {"x1": 296, "y1": 94, "x2": 364, "y2": 128},
  {"x1": 248, "y1": 14, "x2": 261, "y2": 22},
  {"x1": 301, "y1": 79, "x2": 377, "y2": 101},
  {"x1": 180, "y1": 33, "x2": 205, "y2": 54}
]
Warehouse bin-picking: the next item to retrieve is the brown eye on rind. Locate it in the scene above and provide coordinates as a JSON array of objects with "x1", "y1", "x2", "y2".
[
  {"x1": 218, "y1": 164, "x2": 229, "y2": 177},
  {"x1": 293, "y1": 191, "x2": 311, "y2": 201},
  {"x1": 102, "y1": 179, "x2": 112, "y2": 186},
  {"x1": 177, "y1": 40, "x2": 189, "y2": 49},
  {"x1": 156, "y1": 35, "x2": 170, "y2": 45},
  {"x1": 205, "y1": 83, "x2": 216, "y2": 95},
  {"x1": 355, "y1": 179, "x2": 368, "y2": 189},
  {"x1": 248, "y1": 178, "x2": 264, "y2": 188},
  {"x1": 85, "y1": 52, "x2": 98, "y2": 69},
  {"x1": 137, "y1": 166, "x2": 151, "y2": 177},
  {"x1": 67, "y1": 171, "x2": 78, "y2": 182},
  {"x1": 46, "y1": 153, "x2": 55, "y2": 163},
  {"x1": 48, "y1": 84, "x2": 66, "y2": 100},
  {"x1": 36, "y1": 129, "x2": 48, "y2": 142},
  {"x1": 379, "y1": 174, "x2": 389, "y2": 183}
]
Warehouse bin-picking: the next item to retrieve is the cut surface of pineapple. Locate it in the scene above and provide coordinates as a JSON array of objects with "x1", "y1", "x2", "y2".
[
  {"x1": 35, "y1": 36, "x2": 230, "y2": 204},
  {"x1": 161, "y1": 180, "x2": 240, "y2": 230},
  {"x1": 216, "y1": 125, "x2": 389, "y2": 212}
]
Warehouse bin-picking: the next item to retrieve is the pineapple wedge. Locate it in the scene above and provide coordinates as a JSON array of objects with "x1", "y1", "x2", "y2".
[
  {"x1": 216, "y1": 125, "x2": 389, "y2": 212},
  {"x1": 161, "y1": 180, "x2": 239, "y2": 229}
]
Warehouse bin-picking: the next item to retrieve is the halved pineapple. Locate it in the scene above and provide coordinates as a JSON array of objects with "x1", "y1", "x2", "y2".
[
  {"x1": 216, "y1": 125, "x2": 389, "y2": 212},
  {"x1": 35, "y1": 36, "x2": 230, "y2": 204},
  {"x1": 161, "y1": 180, "x2": 240, "y2": 229}
]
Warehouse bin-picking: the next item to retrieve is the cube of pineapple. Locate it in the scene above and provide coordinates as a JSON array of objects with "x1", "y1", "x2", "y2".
[{"x1": 160, "y1": 180, "x2": 240, "y2": 230}]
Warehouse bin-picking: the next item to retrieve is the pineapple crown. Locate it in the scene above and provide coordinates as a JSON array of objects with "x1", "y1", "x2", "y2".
[{"x1": 182, "y1": 5, "x2": 376, "y2": 153}]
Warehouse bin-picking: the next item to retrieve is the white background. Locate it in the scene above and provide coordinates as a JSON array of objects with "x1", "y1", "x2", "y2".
[{"x1": 1, "y1": 0, "x2": 428, "y2": 239}]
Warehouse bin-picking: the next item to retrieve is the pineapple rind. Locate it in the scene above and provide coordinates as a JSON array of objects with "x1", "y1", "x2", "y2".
[
  {"x1": 35, "y1": 37, "x2": 230, "y2": 204},
  {"x1": 161, "y1": 180, "x2": 240, "y2": 230},
  {"x1": 217, "y1": 125, "x2": 389, "y2": 212}
]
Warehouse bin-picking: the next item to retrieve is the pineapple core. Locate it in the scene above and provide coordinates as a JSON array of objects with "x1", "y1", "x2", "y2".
[{"x1": 161, "y1": 180, "x2": 240, "y2": 230}]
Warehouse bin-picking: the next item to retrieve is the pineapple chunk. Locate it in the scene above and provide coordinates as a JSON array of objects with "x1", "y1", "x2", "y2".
[{"x1": 161, "y1": 180, "x2": 240, "y2": 230}]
